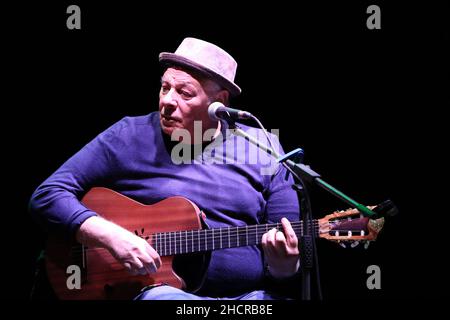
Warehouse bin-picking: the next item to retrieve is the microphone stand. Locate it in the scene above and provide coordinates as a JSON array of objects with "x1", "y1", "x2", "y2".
[{"x1": 227, "y1": 121, "x2": 379, "y2": 300}]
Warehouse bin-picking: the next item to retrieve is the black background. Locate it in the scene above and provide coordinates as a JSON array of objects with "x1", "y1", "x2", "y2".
[{"x1": 5, "y1": 0, "x2": 447, "y2": 303}]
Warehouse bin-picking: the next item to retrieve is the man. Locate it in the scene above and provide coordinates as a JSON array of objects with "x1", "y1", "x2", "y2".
[{"x1": 30, "y1": 37, "x2": 301, "y2": 300}]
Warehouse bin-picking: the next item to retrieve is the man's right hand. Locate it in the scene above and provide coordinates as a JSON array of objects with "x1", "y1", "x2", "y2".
[{"x1": 76, "y1": 216, "x2": 161, "y2": 275}]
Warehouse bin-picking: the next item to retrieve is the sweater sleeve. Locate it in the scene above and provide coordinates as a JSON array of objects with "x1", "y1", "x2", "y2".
[
  {"x1": 263, "y1": 134, "x2": 300, "y2": 224},
  {"x1": 29, "y1": 119, "x2": 126, "y2": 238}
]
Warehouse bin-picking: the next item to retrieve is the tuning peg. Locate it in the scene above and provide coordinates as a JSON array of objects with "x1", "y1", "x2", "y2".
[
  {"x1": 364, "y1": 241, "x2": 370, "y2": 249},
  {"x1": 339, "y1": 242, "x2": 347, "y2": 249},
  {"x1": 350, "y1": 241, "x2": 360, "y2": 248}
]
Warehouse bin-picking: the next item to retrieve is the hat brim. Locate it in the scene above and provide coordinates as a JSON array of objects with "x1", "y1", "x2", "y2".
[{"x1": 159, "y1": 52, "x2": 241, "y2": 97}]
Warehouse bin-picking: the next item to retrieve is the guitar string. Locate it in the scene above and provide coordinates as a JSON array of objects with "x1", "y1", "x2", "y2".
[
  {"x1": 69, "y1": 226, "x2": 367, "y2": 254},
  {"x1": 67, "y1": 221, "x2": 363, "y2": 252},
  {"x1": 68, "y1": 219, "x2": 370, "y2": 248},
  {"x1": 70, "y1": 226, "x2": 367, "y2": 255},
  {"x1": 126, "y1": 218, "x2": 362, "y2": 239},
  {"x1": 70, "y1": 218, "x2": 360, "y2": 250},
  {"x1": 67, "y1": 224, "x2": 319, "y2": 252}
]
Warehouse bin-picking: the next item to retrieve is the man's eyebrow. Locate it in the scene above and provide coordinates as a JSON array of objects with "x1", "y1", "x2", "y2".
[{"x1": 160, "y1": 78, "x2": 196, "y2": 88}]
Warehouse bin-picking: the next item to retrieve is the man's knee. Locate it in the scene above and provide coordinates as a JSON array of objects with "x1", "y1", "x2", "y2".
[{"x1": 135, "y1": 285, "x2": 201, "y2": 300}]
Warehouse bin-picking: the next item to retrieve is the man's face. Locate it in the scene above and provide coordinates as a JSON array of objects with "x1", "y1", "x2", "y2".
[{"x1": 159, "y1": 67, "x2": 219, "y2": 139}]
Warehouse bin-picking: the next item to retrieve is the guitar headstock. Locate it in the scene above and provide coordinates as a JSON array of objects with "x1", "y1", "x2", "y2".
[{"x1": 318, "y1": 204, "x2": 388, "y2": 249}]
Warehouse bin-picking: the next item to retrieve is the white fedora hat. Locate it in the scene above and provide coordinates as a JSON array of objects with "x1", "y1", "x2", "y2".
[{"x1": 159, "y1": 37, "x2": 241, "y2": 96}]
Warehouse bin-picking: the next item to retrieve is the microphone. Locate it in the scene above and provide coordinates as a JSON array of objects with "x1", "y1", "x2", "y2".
[{"x1": 208, "y1": 102, "x2": 252, "y2": 122}]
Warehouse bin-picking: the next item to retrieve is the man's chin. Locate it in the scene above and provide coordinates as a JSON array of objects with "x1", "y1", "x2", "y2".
[
  {"x1": 161, "y1": 125, "x2": 175, "y2": 136},
  {"x1": 160, "y1": 123, "x2": 183, "y2": 138}
]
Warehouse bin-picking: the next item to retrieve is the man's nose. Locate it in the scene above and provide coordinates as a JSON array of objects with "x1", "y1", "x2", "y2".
[{"x1": 161, "y1": 89, "x2": 178, "y2": 112}]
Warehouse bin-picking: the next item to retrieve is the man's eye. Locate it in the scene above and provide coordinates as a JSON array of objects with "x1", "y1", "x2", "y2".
[
  {"x1": 180, "y1": 90, "x2": 193, "y2": 98},
  {"x1": 161, "y1": 86, "x2": 170, "y2": 94}
]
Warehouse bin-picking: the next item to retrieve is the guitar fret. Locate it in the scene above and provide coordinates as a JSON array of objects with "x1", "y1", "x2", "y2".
[
  {"x1": 191, "y1": 230, "x2": 194, "y2": 253},
  {"x1": 212, "y1": 229, "x2": 215, "y2": 250},
  {"x1": 158, "y1": 233, "x2": 160, "y2": 255},
  {"x1": 205, "y1": 230, "x2": 207, "y2": 251},
  {"x1": 185, "y1": 230, "x2": 188, "y2": 254},
  {"x1": 169, "y1": 232, "x2": 172, "y2": 255},
  {"x1": 237, "y1": 228, "x2": 239, "y2": 247},
  {"x1": 174, "y1": 232, "x2": 177, "y2": 254},
  {"x1": 220, "y1": 228, "x2": 222, "y2": 249},
  {"x1": 228, "y1": 227, "x2": 231, "y2": 248},
  {"x1": 179, "y1": 231, "x2": 182, "y2": 254},
  {"x1": 165, "y1": 232, "x2": 167, "y2": 256},
  {"x1": 175, "y1": 232, "x2": 178, "y2": 254},
  {"x1": 198, "y1": 230, "x2": 200, "y2": 252},
  {"x1": 246, "y1": 226, "x2": 248, "y2": 246}
]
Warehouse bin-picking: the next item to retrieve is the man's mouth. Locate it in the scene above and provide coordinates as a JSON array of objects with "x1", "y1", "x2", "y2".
[{"x1": 161, "y1": 114, "x2": 181, "y2": 122}]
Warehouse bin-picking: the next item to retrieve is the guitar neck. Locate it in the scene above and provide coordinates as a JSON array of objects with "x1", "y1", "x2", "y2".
[{"x1": 152, "y1": 220, "x2": 318, "y2": 257}]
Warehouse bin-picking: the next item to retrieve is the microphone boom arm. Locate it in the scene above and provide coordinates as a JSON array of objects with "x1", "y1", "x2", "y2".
[{"x1": 230, "y1": 125, "x2": 378, "y2": 218}]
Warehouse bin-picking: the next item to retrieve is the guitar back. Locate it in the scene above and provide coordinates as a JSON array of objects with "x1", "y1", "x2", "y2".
[{"x1": 46, "y1": 187, "x2": 204, "y2": 300}]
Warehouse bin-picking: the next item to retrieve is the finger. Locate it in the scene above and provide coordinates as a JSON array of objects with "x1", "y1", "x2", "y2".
[
  {"x1": 137, "y1": 267, "x2": 148, "y2": 276},
  {"x1": 147, "y1": 245, "x2": 162, "y2": 269},
  {"x1": 128, "y1": 257, "x2": 146, "y2": 275},
  {"x1": 124, "y1": 262, "x2": 138, "y2": 276},
  {"x1": 267, "y1": 228, "x2": 278, "y2": 245},
  {"x1": 261, "y1": 232, "x2": 268, "y2": 246},
  {"x1": 275, "y1": 230, "x2": 287, "y2": 245},
  {"x1": 139, "y1": 250, "x2": 157, "y2": 274},
  {"x1": 261, "y1": 232, "x2": 275, "y2": 258},
  {"x1": 145, "y1": 258, "x2": 158, "y2": 274},
  {"x1": 123, "y1": 262, "x2": 132, "y2": 273},
  {"x1": 281, "y1": 218, "x2": 298, "y2": 248},
  {"x1": 141, "y1": 260, "x2": 156, "y2": 274}
]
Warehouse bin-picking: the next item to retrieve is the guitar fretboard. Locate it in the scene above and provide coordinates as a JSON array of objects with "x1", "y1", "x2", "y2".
[{"x1": 152, "y1": 221, "x2": 318, "y2": 256}]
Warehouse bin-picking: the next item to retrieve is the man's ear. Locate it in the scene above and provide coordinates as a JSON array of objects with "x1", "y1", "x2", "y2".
[{"x1": 215, "y1": 90, "x2": 230, "y2": 105}]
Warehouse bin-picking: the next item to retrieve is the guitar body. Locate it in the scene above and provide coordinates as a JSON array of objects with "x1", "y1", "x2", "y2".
[{"x1": 46, "y1": 187, "x2": 209, "y2": 300}]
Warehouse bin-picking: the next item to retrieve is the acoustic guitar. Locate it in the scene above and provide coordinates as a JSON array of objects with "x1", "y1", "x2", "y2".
[{"x1": 46, "y1": 187, "x2": 388, "y2": 300}]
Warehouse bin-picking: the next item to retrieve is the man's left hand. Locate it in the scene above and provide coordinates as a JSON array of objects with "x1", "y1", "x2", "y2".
[{"x1": 261, "y1": 217, "x2": 300, "y2": 279}]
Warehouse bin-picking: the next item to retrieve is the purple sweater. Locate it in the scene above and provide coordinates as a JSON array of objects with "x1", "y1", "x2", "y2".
[{"x1": 30, "y1": 112, "x2": 299, "y2": 296}]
